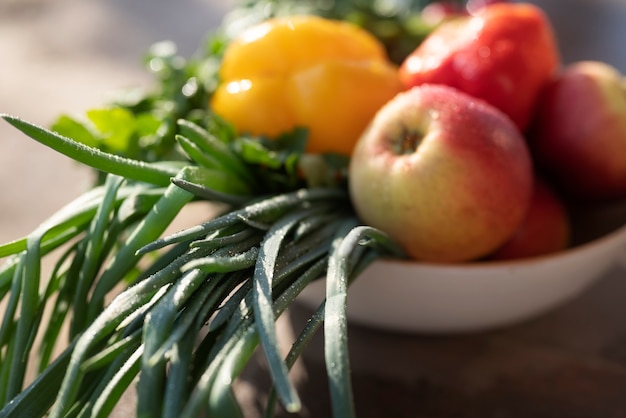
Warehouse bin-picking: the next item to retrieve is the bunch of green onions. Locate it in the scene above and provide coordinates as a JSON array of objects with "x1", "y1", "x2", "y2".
[{"x1": 0, "y1": 113, "x2": 403, "y2": 417}]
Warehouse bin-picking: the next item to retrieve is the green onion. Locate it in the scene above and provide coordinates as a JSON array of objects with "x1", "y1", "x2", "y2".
[{"x1": 0, "y1": 114, "x2": 181, "y2": 187}]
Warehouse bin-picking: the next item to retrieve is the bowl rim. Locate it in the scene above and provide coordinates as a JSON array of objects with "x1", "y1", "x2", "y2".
[{"x1": 375, "y1": 216, "x2": 626, "y2": 271}]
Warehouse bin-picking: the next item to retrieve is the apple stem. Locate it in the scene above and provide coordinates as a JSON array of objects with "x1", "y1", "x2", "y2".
[{"x1": 396, "y1": 128, "x2": 424, "y2": 155}]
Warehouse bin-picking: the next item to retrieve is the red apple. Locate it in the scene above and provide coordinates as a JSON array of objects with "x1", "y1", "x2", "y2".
[
  {"x1": 489, "y1": 179, "x2": 570, "y2": 260},
  {"x1": 530, "y1": 61, "x2": 626, "y2": 200},
  {"x1": 349, "y1": 84, "x2": 533, "y2": 263},
  {"x1": 399, "y1": 3, "x2": 560, "y2": 131}
]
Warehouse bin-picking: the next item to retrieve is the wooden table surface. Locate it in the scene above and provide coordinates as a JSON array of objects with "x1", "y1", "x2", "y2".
[
  {"x1": 237, "y1": 266, "x2": 626, "y2": 417},
  {"x1": 2, "y1": 1, "x2": 626, "y2": 417}
]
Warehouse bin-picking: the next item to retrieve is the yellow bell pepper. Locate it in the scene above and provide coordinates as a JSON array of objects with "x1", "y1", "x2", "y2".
[{"x1": 210, "y1": 15, "x2": 402, "y2": 156}]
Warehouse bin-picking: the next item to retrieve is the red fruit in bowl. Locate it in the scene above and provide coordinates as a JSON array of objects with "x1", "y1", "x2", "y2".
[
  {"x1": 489, "y1": 179, "x2": 570, "y2": 260},
  {"x1": 530, "y1": 61, "x2": 626, "y2": 200},
  {"x1": 399, "y1": 2, "x2": 560, "y2": 131},
  {"x1": 349, "y1": 84, "x2": 533, "y2": 263}
]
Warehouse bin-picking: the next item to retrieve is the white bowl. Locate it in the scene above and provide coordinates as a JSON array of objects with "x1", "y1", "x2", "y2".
[{"x1": 298, "y1": 200, "x2": 626, "y2": 333}]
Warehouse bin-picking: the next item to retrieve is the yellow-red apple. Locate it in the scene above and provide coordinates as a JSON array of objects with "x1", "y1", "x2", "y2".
[
  {"x1": 349, "y1": 84, "x2": 533, "y2": 263},
  {"x1": 530, "y1": 61, "x2": 626, "y2": 200},
  {"x1": 489, "y1": 179, "x2": 570, "y2": 260}
]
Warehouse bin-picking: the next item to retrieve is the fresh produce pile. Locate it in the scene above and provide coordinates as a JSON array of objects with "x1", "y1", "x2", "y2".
[{"x1": 1, "y1": 0, "x2": 626, "y2": 417}]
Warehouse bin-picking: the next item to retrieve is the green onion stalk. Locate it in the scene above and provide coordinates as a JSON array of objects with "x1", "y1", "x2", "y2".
[{"x1": 0, "y1": 0, "x2": 447, "y2": 416}]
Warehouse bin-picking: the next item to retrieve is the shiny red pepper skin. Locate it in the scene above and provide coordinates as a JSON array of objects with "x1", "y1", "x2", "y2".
[{"x1": 399, "y1": 3, "x2": 560, "y2": 131}]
